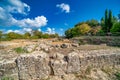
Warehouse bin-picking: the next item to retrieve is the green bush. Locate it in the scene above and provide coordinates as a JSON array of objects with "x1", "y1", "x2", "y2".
[
  {"x1": 96, "y1": 30, "x2": 106, "y2": 36},
  {"x1": 30, "y1": 36, "x2": 39, "y2": 39},
  {"x1": 14, "y1": 47, "x2": 27, "y2": 53},
  {"x1": 65, "y1": 23, "x2": 91, "y2": 38},
  {"x1": 115, "y1": 72, "x2": 120, "y2": 80},
  {"x1": 111, "y1": 22, "x2": 120, "y2": 33},
  {"x1": 0, "y1": 38, "x2": 12, "y2": 41},
  {"x1": 1, "y1": 76, "x2": 14, "y2": 80}
]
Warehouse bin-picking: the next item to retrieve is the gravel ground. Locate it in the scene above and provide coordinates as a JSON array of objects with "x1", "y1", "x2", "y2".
[{"x1": 0, "y1": 39, "x2": 120, "y2": 62}]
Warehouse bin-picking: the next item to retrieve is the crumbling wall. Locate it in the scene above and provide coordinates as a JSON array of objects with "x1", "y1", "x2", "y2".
[
  {"x1": 0, "y1": 51, "x2": 120, "y2": 80},
  {"x1": 0, "y1": 60, "x2": 18, "y2": 80}
]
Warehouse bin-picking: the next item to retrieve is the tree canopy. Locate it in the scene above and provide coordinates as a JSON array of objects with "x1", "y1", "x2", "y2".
[
  {"x1": 0, "y1": 30, "x2": 59, "y2": 41},
  {"x1": 0, "y1": 31, "x2": 2, "y2": 38},
  {"x1": 65, "y1": 23, "x2": 91, "y2": 38},
  {"x1": 65, "y1": 9, "x2": 120, "y2": 38},
  {"x1": 101, "y1": 9, "x2": 114, "y2": 33},
  {"x1": 111, "y1": 22, "x2": 120, "y2": 33}
]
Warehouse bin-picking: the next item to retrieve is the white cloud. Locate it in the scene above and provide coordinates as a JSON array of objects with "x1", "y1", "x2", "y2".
[
  {"x1": 14, "y1": 30, "x2": 21, "y2": 33},
  {"x1": 17, "y1": 16, "x2": 48, "y2": 28},
  {"x1": 6, "y1": 29, "x2": 22, "y2": 34},
  {"x1": 0, "y1": 0, "x2": 48, "y2": 28},
  {"x1": 0, "y1": 7, "x2": 16, "y2": 27},
  {"x1": 6, "y1": 28, "x2": 32, "y2": 34},
  {"x1": 38, "y1": 29, "x2": 41, "y2": 32},
  {"x1": 46, "y1": 27, "x2": 56, "y2": 34},
  {"x1": 7, "y1": 30, "x2": 14, "y2": 33},
  {"x1": 56, "y1": 3, "x2": 70, "y2": 13},
  {"x1": 23, "y1": 28, "x2": 32, "y2": 32},
  {"x1": 0, "y1": 0, "x2": 30, "y2": 15},
  {"x1": 6, "y1": 27, "x2": 55, "y2": 34}
]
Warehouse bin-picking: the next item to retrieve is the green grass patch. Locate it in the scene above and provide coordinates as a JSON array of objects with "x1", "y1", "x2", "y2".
[
  {"x1": 101, "y1": 67, "x2": 113, "y2": 75},
  {"x1": 115, "y1": 72, "x2": 120, "y2": 80},
  {"x1": 1, "y1": 76, "x2": 14, "y2": 80},
  {"x1": 14, "y1": 47, "x2": 27, "y2": 53}
]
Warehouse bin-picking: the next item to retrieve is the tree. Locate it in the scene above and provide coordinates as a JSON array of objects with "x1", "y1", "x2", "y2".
[
  {"x1": 101, "y1": 17, "x2": 105, "y2": 27},
  {"x1": 65, "y1": 27, "x2": 79, "y2": 38},
  {"x1": 111, "y1": 22, "x2": 120, "y2": 33},
  {"x1": 65, "y1": 28, "x2": 74, "y2": 38},
  {"x1": 49, "y1": 33, "x2": 59, "y2": 38},
  {"x1": 42, "y1": 33, "x2": 50, "y2": 39},
  {"x1": 0, "y1": 31, "x2": 2, "y2": 38},
  {"x1": 65, "y1": 23, "x2": 91, "y2": 38},
  {"x1": 113, "y1": 16, "x2": 118, "y2": 23},
  {"x1": 101, "y1": 9, "x2": 114, "y2": 33},
  {"x1": 76, "y1": 23, "x2": 91, "y2": 35},
  {"x1": 104, "y1": 9, "x2": 109, "y2": 33},
  {"x1": 24, "y1": 32, "x2": 31, "y2": 39},
  {"x1": 54, "y1": 33, "x2": 59, "y2": 38},
  {"x1": 86, "y1": 19, "x2": 99, "y2": 27},
  {"x1": 7, "y1": 32, "x2": 22, "y2": 39},
  {"x1": 32, "y1": 30, "x2": 42, "y2": 38},
  {"x1": 108, "y1": 10, "x2": 113, "y2": 32},
  {"x1": 118, "y1": 13, "x2": 120, "y2": 20},
  {"x1": 90, "y1": 26, "x2": 101, "y2": 35},
  {"x1": 75, "y1": 22, "x2": 85, "y2": 27}
]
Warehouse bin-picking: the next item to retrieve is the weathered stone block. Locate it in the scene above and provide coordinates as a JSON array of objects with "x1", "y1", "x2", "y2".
[
  {"x1": 16, "y1": 53, "x2": 50, "y2": 80},
  {"x1": 67, "y1": 52, "x2": 81, "y2": 73},
  {"x1": 0, "y1": 60, "x2": 18, "y2": 80},
  {"x1": 50, "y1": 59, "x2": 67, "y2": 76}
]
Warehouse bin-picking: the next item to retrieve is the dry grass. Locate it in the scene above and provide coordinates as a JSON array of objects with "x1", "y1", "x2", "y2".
[
  {"x1": 77, "y1": 44, "x2": 112, "y2": 50},
  {"x1": 0, "y1": 39, "x2": 37, "y2": 50}
]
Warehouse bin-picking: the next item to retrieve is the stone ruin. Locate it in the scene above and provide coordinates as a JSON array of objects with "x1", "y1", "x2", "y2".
[
  {"x1": 0, "y1": 39, "x2": 120, "y2": 80},
  {"x1": 0, "y1": 49, "x2": 120, "y2": 80}
]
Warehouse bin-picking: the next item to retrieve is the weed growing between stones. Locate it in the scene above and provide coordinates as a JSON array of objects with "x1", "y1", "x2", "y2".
[
  {"x1": 14, "y1": 47, "x2": 28, "y2": 54},
  {"x1": 115, "y1": 72, "x2": 120, "y2": 80},
  {"x1": 85, "y1": 66, "x2": 92, "y2": 75},
  {"x1": 1, "y1": 76, "x2": 14, "y2": 80},
  {"x1": 101, "y1": 66, "x2": 113, "y2": 75}
]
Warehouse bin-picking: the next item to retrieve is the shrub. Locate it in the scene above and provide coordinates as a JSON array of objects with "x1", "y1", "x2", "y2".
[
  {"x1": 76, "y1": 23, "x2": 91, "y2": 35},
  {"x1": 111, "y1": 22, "x2": 120, "y2": 33},
  {"x1": 115, "y1": 72, "x2": 120, "y2": 80},
  {"x1": 96, "y1": 30, "x2": 106, "y2": 36},
  {"x1": 65, "y1": 23, "x2": 91, "y2": 38},
  {"x1": 30, "y1": 36, "x2": 39, "y2": 39}
]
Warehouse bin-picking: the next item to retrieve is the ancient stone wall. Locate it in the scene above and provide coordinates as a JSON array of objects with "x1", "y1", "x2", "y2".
[{"x1": 0, "y1": 51, "x2": 120, "y2": 80}]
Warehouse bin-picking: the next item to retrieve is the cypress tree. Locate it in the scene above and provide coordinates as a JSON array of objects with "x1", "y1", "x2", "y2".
[
  {"x1": 118, "y1": 13, "x2": 120, "y2": 21},
  {"x1": 104, "y1": 9, "x2": 109, "y2": 33},
  {"x1": 108, "y1": 10, "x2": 113, "y2": 32},
  {"x1": 102, "y1": 9, "x2": 113, "y2": 33}
]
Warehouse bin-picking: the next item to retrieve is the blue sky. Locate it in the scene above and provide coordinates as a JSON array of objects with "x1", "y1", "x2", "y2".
[{"x1": 0, "y1": 0, "x2": 120, "y2": 35}]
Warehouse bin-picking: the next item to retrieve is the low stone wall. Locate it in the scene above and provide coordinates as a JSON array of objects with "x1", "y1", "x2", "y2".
[
  {"x1": 72, "y1": 36, "x2": 120, "y2": 47},
  {"x1": 0, "y1": 60, "x2": 18, "y2": 80},
  {"x1": 0, "y1": 51, "x2": 120, "y2": 80}
]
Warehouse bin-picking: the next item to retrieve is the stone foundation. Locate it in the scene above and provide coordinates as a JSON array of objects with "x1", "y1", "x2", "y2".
[{"x1": 0, "y1": 51, "x2": 120, "y2": 80}]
